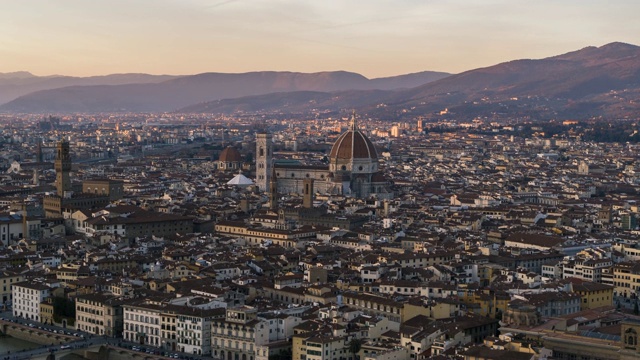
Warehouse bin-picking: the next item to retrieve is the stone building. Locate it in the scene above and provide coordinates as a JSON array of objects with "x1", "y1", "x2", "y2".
[
  {"x1": 217, "y1": 146, "x2": 243, "y2": 171},
  {"x1": 257, "y1": 113, "x2": 391, "y2": 199}
]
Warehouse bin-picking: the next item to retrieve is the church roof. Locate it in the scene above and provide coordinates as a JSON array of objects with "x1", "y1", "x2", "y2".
[
  {"x1": 219, "y1": 146, "x2": 242, "y2": 163},
  {"x1": 227, "y1": 173, "x2": 254, "y2": 186},
  {"x1": 329, "y1": 114, "x2": 378, "y2": 161}
]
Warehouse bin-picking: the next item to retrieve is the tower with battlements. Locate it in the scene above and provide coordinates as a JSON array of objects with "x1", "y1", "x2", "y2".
[
  {"x1": 256, "y1": 133, "x2": 272, "y2": 191},
  {"x1": 55, "y1": 140, "x2": 72, "y2": 197}
]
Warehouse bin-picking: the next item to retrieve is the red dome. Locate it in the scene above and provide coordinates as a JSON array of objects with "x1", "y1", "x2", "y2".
[
  {"x1": 219, "y1": 146, "x2": 242, "y2": 162},
  {"x1": 329, "y1": 130, "x2": 378, "y2": 160}
]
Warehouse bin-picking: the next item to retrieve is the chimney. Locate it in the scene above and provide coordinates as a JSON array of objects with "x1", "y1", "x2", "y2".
[
  {"x1": 33, "y1": 169, "x2": 40, "y2": 186},
  {"x1": 303, "y1": 178, "x2": 314, "y2": 209},
  {"x1": 239, "y1": 199, "x2": 249, "y2": 213}
]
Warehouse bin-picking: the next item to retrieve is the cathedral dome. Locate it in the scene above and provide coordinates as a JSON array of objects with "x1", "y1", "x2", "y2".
[
  {"x1": 329, "y1": 115, "x2": 377, "y2": 161},
  {"x1": 219, "y1": 146, "x2": 242, "y2": 163}
]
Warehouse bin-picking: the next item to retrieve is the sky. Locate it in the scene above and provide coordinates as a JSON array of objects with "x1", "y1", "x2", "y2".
[{"x1": 0, "y1": 0, "x2": 639, "y2": 78}]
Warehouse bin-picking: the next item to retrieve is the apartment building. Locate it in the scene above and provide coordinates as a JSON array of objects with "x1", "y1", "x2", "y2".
[
  {"x1": 610, "y1": 262, "x2": 640, "y2": 298},
  {"x1": 0, "y1": 270, "x2": 25, "y2": 306},
  {"x1": 567, "y1": 280, "x2": 614, "y2": 310},
  {"x1": 211, "y1": 306, "x2": 301, "y2": 360},
  {"x1": 176, "y1": 307, "x2": 224, "y2": 355},
  {"x1": 75, "y1": 293, "x2": 125, "y2": 337},
  {"x1": 341, "y1": 292, "x2": 430, "y2": 331},
  {"x1": 75, "y1": 207, "x2": 194, "y2": 240},
  {"x1": 123, "y1": 301, "x2": 164, "y2": 347},
  {"x1": 12, "y1": 281, "x2": 50, "y2": 322},
  {"x1": 215, "y1": 221, "x2": 317, "y2": 248},
  {"x1": 301, "y1": 334, "x2": 350, "y2": 360}
]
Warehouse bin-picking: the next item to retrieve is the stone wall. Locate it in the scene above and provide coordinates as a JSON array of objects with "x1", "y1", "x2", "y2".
[{"x1": 1, "y1": 323, "x2": 77, "y2": 345}]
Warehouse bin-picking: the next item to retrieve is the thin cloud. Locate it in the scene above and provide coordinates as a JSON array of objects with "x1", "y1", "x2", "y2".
[{"x1": 205, "y1": 0, "x2": 239, "y2": 10}]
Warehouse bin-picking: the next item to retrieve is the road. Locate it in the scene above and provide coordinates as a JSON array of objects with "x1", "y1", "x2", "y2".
[{"x1": 1, "y1": 339, "x2": 109, "y2": 360}]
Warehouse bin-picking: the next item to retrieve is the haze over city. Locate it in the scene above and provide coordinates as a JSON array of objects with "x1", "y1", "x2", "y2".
[{"x1": 2, "y1": 0, "x2": 640, "y2": 77}]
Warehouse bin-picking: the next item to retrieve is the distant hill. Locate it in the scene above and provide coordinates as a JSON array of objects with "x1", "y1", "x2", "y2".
[
  {"x1": 182, "y1": 42, "x2": 640, "y2": 119},
  {"x1": 368, "y1": 71, "x2": 451, "y2": 90},
  {"x1": 178, "y1": 90, "x2": 395, "y2": 114},
  {"x1": 381, "y1": 42, "x2": 640, "y2": 118},
  {"x1": 0, "y1": 71, "x2": 37, "y2": 80},
  {"x1": 4, "y1": 42, "x2": 640, "y2": 118},
  {"x1": 0, "y1": 71, "x2": 450, "y2": 113},
  {"x1": 0, "y1": 73, "x2": 178, "y2": 104}
]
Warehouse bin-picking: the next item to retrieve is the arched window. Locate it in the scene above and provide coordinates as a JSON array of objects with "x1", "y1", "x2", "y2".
[{"x1": 625, "y1": 328, "x2": 638, "y2": 347}]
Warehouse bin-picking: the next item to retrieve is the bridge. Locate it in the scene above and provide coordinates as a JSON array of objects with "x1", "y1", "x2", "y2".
[
  {"x1": 30, "y1": 344, "x2": 186, "y2": 360},
  {"x1": 0, "y1": 319, "x2": 80, "y2": 345}
]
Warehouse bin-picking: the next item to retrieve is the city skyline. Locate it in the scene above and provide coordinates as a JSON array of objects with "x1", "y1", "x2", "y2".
[{"x1": 1, "y1": 0, "x2": 639, "y2": 78}]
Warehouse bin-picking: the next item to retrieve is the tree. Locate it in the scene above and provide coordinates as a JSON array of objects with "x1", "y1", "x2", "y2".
[
  {"x1": 634, "y1": 300, "x2": 639, "y2": 316},
  {"x1": 268, "y1": 348, "x2": 292, "y2": 360},
  {"x1": 348, "y1": 338, "x2": 362, "y2": 360}
]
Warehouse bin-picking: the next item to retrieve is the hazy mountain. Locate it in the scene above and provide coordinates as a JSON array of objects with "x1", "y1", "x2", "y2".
[
  {"x1": 381, "y1": 42, "x2": 640, "y2": 118},
  {"x1": 0, "y1": 73, "x2": 179, "y2": 104},
  {"x1": 0, "y1": 71, "x2": 450, "y2": 113},
  {"x1": 181, "y1": 42, "x2": 640, "y2": 119},
  {"x1": 0, "y1": 71, "x2": 37, "y2": 80},
  {"x1": 179, "y1": 90, "x2": 394, "y2": 114},
  {"x1": 4, "y1": 42, "x2": 639, "y2": 118},
  {"x1": 368, "y1": 71, "x2": 451, "y2": 90}
]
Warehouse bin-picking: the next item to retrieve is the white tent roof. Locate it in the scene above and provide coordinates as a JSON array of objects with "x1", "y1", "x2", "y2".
[{"x1": 227, "y1": 173, "x2": 254, "y2": 186}]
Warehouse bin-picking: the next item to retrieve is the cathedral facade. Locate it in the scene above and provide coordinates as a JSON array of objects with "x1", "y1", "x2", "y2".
[{"x1": 256, "y1": 114, "x2": 390, "y2": 199}]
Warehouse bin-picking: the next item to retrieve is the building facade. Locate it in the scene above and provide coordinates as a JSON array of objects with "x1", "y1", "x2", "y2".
[
  {"x1": 123, "y1": 302, "x2": 163, "y2": 347},
  {"x1": 12, "y1": 281, "x2": 50, "y2": 322},
  {"x1": 75, "y1": 293, "x2": 124, "y2": 337},
  {"x1": 256, "y1": 133, "x2": 272, "y2": 191},
  {"x1": 258, "y1": 114, "x2": 390, "y2": 199}
]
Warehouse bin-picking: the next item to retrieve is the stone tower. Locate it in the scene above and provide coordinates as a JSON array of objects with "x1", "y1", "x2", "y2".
[
  {"x1": 269, "y1": 168, "x2": 278, "y2": 210},
  {"x1": 303, "y1": 178, "x2": 314, "y2": 208},
  {"x1": 256, "y1": 133, "x2": 272, "y2": 191},
  {"x1": 55, "y1": 140, "x2": 72, "y2": 197}
]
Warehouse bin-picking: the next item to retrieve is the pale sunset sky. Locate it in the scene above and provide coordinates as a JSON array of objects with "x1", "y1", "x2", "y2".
[{"x1": 1, "y1": 0, "x2": 638, "y2": 78}]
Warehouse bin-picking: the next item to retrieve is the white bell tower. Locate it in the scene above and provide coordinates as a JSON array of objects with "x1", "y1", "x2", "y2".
[{"x1": 256, "y1": 133, "x2": 272, "y2": 191}]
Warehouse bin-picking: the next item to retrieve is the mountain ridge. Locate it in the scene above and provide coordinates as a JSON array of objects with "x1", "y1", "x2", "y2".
[
  {"x1": 178, "y1": 42, "x2": 640, "y2": 119},
  {"x1": 2, "y1": 42, "x2": 640, "y2": 118},
  {"x1": 0, "y1": 73, "x2": 180, "y2": 105},
  {"x1": 0, "y1": 70, "x2": 450, "y2": 113}
]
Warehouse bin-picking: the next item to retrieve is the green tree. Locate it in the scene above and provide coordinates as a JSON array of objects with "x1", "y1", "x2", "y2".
[
  {"x1": 268, "y1": 348, "x2": 292, "y2": 360},
  {"x1": 348, "y1": 338, "x2": 362, "y2": 360}
]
